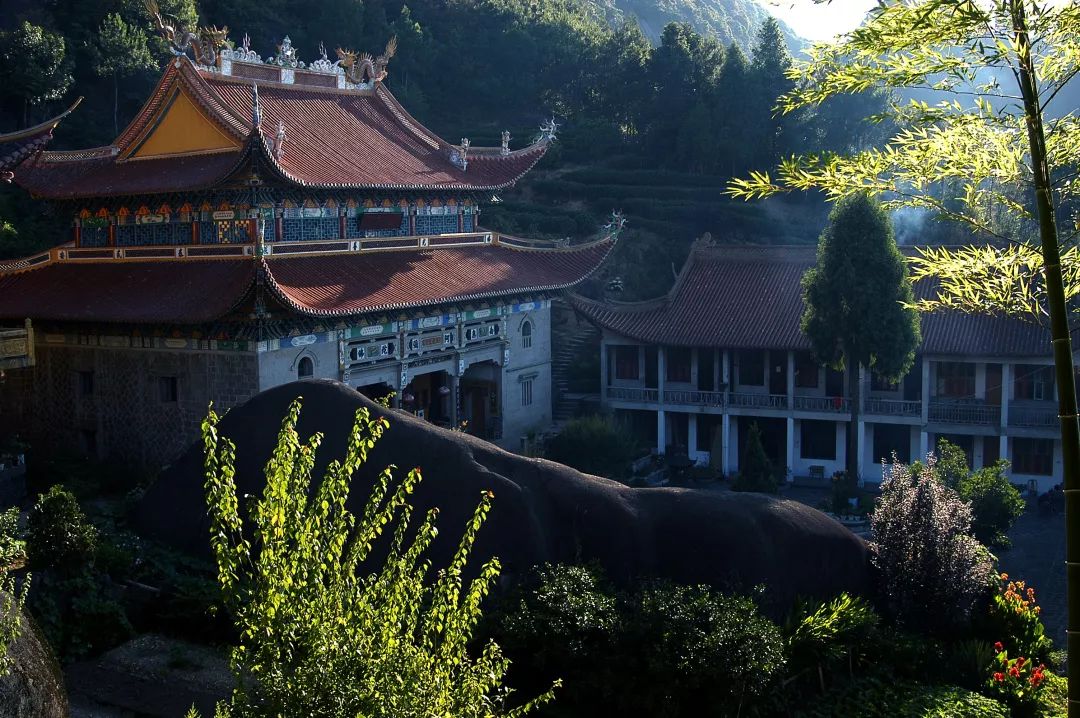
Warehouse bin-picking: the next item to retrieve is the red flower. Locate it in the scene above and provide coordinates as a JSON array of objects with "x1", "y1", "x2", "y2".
[
  {"x1": 993, "y1": 672, "x2": 1005, "y2": 683},
  {"x1": 1009, "y1": 666, "x2": 1021, "y2": 678},
  {"x1": 994, "y1": 641, "x2": 1004, "y2": 652},
  {"x1": 1017, "y1": 657, "x2": 1026, "y2": 668}
]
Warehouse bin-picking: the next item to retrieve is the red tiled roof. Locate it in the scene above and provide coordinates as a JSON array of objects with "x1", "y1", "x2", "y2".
[
  {"x1": 0, "y1": 98, "x2": 82, "y2": 177},
  {"x1": 210, "y1": 76, "x2": 547, "y2": 190},
  {"x1": 15, "y1": 57, "x2": 548, "y2": 199},
  {"x1": 265, "y1": 238, "x2": 616, "y2": 316},
  {"x1": 0, "y1": 259, "x2": 256, "y2": 324},
  {"x1": 572, "y1": 244, "x2": 1053, "y2": 358}
]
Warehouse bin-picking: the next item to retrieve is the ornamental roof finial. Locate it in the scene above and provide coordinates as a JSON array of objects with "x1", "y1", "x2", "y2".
[
  {"x1": 275, "y1": 120, "x2": 286, "y2": 160},
  {"x1": 252, "y1": 83, "x2": 261, "y2": 127},
  {"x1": 539, "y1": 118, "x2": 559, "y2": 142},
  {"x1": 501, "y1": 130, "x2": 511, "y2": 156}
]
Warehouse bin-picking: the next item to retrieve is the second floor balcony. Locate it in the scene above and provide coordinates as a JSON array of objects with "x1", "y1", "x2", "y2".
[{"x1": 928, "y1": 399, "x2": 1001, "y2": 426}]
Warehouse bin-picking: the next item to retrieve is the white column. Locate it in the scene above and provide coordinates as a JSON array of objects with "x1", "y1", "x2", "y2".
[
  {"x1": 721, "y1": 349, "x2": 730, "y2": 389},
  {"x1": 689, "y1": 414, "x2": 698, "y2": 457},
  {"x1": 657, "y1": 409, "x2": 667, "y2": 455},
  {"x1": 857, "y1": 420, "x2": 868, "y2": 479},
  {"x1": 975, "y1": 362, "x2": 987, "y2": 400},
  {"x1": 999, "y1": 435, "x2": 1009, "y2": 475},
  {"x1": 728, "y1": 416, "x2": 739, "y2": 474},
  {"x1": 921, "y1": 358, "x2": 931, "y2": 425},
  {"x1": 721, "y1": 413, "x2": 731, "y2": 475},
  {"x1": 973, "y1": 438, "x2": 985, "y2": 470},
  {"x1": 919, "y1": 430, "x2": 929, "y2": 460},
  {"x1": 785, "y1": 417, "x2": 795, "y2": 482},
  {"x1": 449, "y1": 373, "x2": 460, "y2": 427},
  {"x1": 1001, "y1": 362, "x2": 1011, "y2": 428},
  {"x1": 600, "y1": 342, "x2": 609, "y2": 399},
  {"x1": 786, "y1": 351, "x2": 795, "y2": 405},
  {"x1": 657, "y1": 347, "x2": 667, "y2": 454}
]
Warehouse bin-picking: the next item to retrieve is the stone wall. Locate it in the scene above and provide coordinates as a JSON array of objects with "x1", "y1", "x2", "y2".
[{"x1": 7, "y1": 343, "x2": 259, "y2": 469}]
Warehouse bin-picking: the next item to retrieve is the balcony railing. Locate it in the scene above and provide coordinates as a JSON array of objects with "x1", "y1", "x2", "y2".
[
  {"x1": 928, "y1": 400, "x2": 1001, "y2": 425},
  {"x1": 664, "y1": 389, "x2": 725, "y2": 407},
  {"x1": 865, "y1": 398, "x2": 922, "y2": 417},
  {"x1": 607, "y1": 386, "x2": 660, "y2": 403},
  {"x1": 793, "y1": 395, "x2": 850, "y2": 413},
  {"x1": 729, "y1": 392, "x2": 788, "y2": 410},
  {"x1": 1009, "y1": 406, "x2": 1058, "y2": 429}
]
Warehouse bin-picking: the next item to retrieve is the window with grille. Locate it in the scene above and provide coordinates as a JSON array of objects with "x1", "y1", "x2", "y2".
[
  {"x1": 935, "y1": 362, "x2": 976, "y2": 398},
  {"x1": 520, "y1": 378, "x2": 534, "y2": 407},
  {"x1": 521, "y1": 321, "x2": 532, "y2": 349},
  {"x1": 1015, "y1": 365, "x2": 1054, "y2": 401},
  {"x1": 1014, "y1": 438, "x2": 1054, "y2": 476}
]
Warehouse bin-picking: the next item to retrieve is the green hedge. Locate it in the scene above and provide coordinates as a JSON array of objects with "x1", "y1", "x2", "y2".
[{"x1": 794, "y1": 676, "x2": 1009, "y2": 718}]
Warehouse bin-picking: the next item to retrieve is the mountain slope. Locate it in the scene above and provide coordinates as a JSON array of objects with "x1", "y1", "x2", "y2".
[{"x1": 587, "y1": 0, "x2": 804, "y2": 51}]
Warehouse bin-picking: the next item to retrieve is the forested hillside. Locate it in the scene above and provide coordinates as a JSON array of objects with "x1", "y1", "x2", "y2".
[
  {"x1": 0, "y1": 0, "x2": 896, "y2": 298},
  {"x1": 586, "y1": 0, "x2": 802, "y2": 51}
]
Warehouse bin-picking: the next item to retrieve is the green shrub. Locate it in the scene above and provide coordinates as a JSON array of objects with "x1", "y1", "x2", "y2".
[
  {"x1": 545, "y1": 415, "x2": 636, "y2": 478},
  {"x1": 794, "y1": 676, "x2": 1009, "y2": 717},
  {"x1": 956, "y1": 462, "x2": 1026, "y2": 548},
  {"x1": 732, "y1": 422, "x2": 778, "y2": 493},
  {"x1": 200, "y1": 399, "x2": 554, "y2": 717},
  {"x1": 30, "y1": 573, "x2": 133, "y2": 661},
  {"x1": 870, "y1": 458, "x2": 994, "y2": 636},
  {"x1": 785, "y1": 593, "x2": 878, "y2": 684},
  {"x1": 621, "y1": 581, "x2": 785, "y2": 715},
  {"x1": 27, "y1": 485, "x2": 97, "y2": 574}
]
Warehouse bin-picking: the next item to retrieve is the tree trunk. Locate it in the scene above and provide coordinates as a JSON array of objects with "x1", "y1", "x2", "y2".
[
  {"x1": 1012, "y1": 3, "x2": 1080, "y2": 714},
  {"x1": 847, "y1": 354, "x2": 860, "y2": 482}
]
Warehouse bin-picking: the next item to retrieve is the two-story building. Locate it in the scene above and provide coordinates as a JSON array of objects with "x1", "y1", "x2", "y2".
[
  {"x1": 0, "y1": 33, "x2": 618, "y2": 467},
  {"x1": 572, "y1": 241, "x2": 1066, "y2": 492}
]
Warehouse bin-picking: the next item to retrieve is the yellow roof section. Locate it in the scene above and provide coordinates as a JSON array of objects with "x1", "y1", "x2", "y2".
[{"x1": 128, "y1": 88, "x2": 241, "y2": 159}]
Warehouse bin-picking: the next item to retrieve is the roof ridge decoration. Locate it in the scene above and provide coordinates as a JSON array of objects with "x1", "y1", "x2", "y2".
[{"x1": 145, "y1": 0, "x2": 229, "y2": 69}]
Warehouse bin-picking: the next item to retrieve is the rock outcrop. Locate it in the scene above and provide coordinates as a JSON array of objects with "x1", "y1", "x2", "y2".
[
  {"x1": 135, "y1": 380, "x2": 871, "y2": 609},
  {"x1": 0, "y1": 605, "x2": 68, "y2": 718}
]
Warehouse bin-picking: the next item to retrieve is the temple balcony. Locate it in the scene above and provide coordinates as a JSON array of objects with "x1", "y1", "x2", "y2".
[{"x1": 928, "y1": 398, "x2": 1001, "y2": 426}]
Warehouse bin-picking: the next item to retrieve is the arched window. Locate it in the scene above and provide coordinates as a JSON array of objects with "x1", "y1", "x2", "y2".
[
  {"x1": 521, "y1": 320, "x2": 533, "y2": 349},
  {"x1": 297, "y1": 356, "x2": 314, "y2": 379}
]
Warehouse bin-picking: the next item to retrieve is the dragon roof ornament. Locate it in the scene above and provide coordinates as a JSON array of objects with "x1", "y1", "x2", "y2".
[{"x1": 145, "y1": 0, "x2": 228, "y2": 68}]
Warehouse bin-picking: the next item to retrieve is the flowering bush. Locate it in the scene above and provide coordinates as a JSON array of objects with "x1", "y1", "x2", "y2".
[
  {"x1": 982, "y1": 573, "x2": 1053, "y2": 664},
  {"x1": 985, "y1": 641, "x2": 1047, "y2": 710},
  {"x1": 870, "y1": 457, "x2": 994, "y2": 636}
]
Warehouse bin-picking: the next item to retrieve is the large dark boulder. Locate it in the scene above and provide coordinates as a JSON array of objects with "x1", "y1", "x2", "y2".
[
  {"x1": 0, "y1": 604, "x2": 68, "y2": 718},
  {"x1": 134, "y1": 380, "x2": 870, "y2": 609}
]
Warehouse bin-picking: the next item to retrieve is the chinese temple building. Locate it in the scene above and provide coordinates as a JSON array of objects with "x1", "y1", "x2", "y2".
[
  {"x1": 574, "y1": 240, "x2": 1069, "y2": 493},
  {"x1": 0, "y1": 34, "x2": 619, "y2": 466}
]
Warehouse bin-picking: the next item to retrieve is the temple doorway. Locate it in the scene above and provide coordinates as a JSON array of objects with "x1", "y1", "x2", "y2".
[
  {"x1": 461, "y1": 361, "x2": 501, "y2": 441},
  {"x1": 356, "y1": 381, "x2": 394, "y2": 405},
  {"x1": 401, "y1": 371, "x2": 453, "y2": 428}
]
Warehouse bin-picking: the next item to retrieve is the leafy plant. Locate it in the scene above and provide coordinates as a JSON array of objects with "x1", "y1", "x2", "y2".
[
  {"x1": 793, "y1": 675, "x2": 1009, "y2": 718},
  {"x1": 27, "y1": 485, "x2": 98, "y2": 574},
  {"x1": 982, "y1": 573, "x2": 1054, "y2": 665},
  {"x1": 732, "y1": 421, "x2": 777, "y2": 493},
  {"x1": 985, "y1": 642, "x2": 1049, "y2": 712},
  {"x1": 956, "y1": 462, "x2": 1026, "y2": 549},
  {"x1": 544, "y1": 415, "x2": 636, "y2": 478},
  {"x1": 200, "y1": 398, "x2": 555, "y2": 717},
  {"x1": 785, "y1": 592, "x2": 878, "y2": 689},
  {"x1": 870, "y1": 457, "x2": 994, "y2": 636}
]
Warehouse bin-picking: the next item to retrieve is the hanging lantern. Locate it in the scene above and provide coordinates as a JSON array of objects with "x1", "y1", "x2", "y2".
[
  {"x1": 402, "y1": 392, "x2": 415, "y2": 404},
  {"x1": 438, "y1": 385, "x2": 451, "y2": 396}
]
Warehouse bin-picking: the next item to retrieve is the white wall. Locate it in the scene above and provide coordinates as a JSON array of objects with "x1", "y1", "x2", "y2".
[
  {"x1": 501, "y1": 305, "x2": 553, "y2": 447},
  {"x1": 257, "y1": 340, "x2": 340, "y2": 391}
]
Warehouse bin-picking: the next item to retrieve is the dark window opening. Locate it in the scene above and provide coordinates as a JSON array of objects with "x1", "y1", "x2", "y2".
[
  {"x1": 78, "y1": 370, "x2": 94, "y2": 397},
  {"x1": 800, "y1": 420, "x2": 836, "y2": 461},
  {"x1": 738, "y1": 350, "x2": 765, "y2": 386},
  {"x1": 613, "y1": 346, "x2": 639, "y2": 381},
  {"x1": 795, "y1": 353, "x2": 819, "y2": 389},
  {"x1": 159, "y1": 376, "x2": 179, "y2": 403},
  {"x1": 1014, "y1": 438, "x2": 1054, "y2": 476},
  {"x1": 666, "y1": 347, "x2": 692, "y2": 383},
  {"x1": 936, "y1": 362, "x2": 976, "y2": 398}
]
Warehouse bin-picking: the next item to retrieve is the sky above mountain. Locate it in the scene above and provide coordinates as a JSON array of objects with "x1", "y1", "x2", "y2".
[{"x1": 763, "y1": 0, "x2": 877, "y2": 42}]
